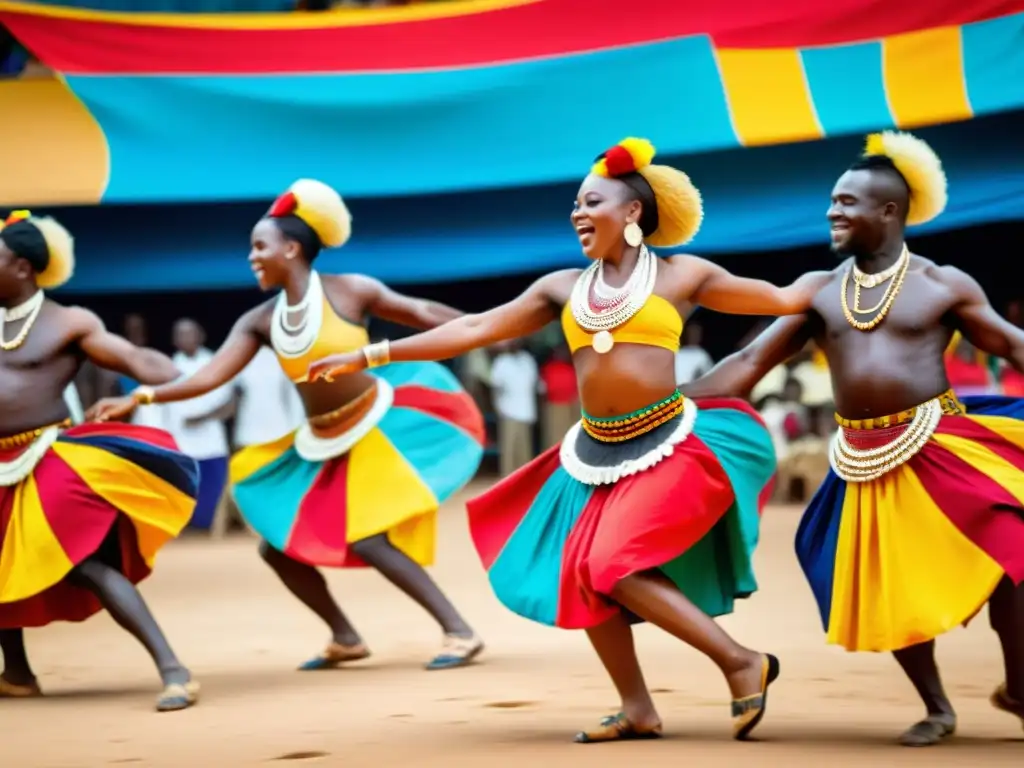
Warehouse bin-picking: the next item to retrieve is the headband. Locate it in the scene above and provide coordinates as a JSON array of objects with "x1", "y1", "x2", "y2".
[
  {"x1": 267, "y1": 179, "x2": 352, "y2": 249},
  {"x1": 862, "y1": 131, "x2": 947, "y2": 226},
  {"x1": 590, "y1": 137, "x2": 703, "y2": 248},
  {"x1": 0, "y1": 210, "x2": 75, "y2": 289}
]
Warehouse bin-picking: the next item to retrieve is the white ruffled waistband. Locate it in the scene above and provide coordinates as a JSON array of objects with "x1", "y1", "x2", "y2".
[{"x1": 293, "y1": 379, "x2": 394, "y2": 462}]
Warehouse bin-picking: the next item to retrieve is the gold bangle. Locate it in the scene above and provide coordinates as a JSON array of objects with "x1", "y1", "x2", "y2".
[
  {"x1": 132, "y1": 385, "x2": 156, "y2": 405},
  {"x1": 362, "y1": 340, "x2": 391, "y2": 369}
]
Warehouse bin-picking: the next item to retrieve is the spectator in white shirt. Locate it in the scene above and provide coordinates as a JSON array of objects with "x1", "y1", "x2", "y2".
[
  {"x1": 674, "y1": 322, "x2": 714, "y2": 386},
  {"x1": 232, "y1": 346, "x2": 305, "y2": 449},
  {"x1": 165, "y1": 319, "x2": 233, "y2": 531},
  {"x1": 489, "y1": 340, "x2": 539, "y2": 476}
]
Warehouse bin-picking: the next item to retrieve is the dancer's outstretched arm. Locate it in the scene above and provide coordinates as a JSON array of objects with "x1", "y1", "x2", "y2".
[
  {"x1": 328, "y1": 274, "x2": 462, "y2": 330},
  {"x1": 69, "y1": 308, "x2": 180, "y2": 385},
  {"x1": 669, "y1": 255, "x2": 832, "y2": 316},
  {"x1": 681, "y1": 314, "x2": 814, "y2": 400},
  {"x1": 942, "y1": 266, "x2": 1024, "y2": 372},
  {"x1": 308, "y1": 271, "x2": 570, "y2": 381},
  {"x1": 86, "y1": 305, "x2": 266, "y2": 422}
]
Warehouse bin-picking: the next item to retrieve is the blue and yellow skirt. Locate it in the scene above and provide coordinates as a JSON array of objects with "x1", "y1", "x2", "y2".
[
  {"x1": 797, "y1": 393, "x2": 1024, "y2": 652},
  {"x1": 230, "y1": 362, "x2": 486, "y2": 568}
]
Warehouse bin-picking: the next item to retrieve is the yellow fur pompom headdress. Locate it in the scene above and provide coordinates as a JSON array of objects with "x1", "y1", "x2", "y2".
[
  {"x1": 589, "y1": 137, "x2": 703, "y2": 248},
  {"x1": 266, "y1": 179, "x2": 352, "y2": 249},
  {"x1": 0, "y1": 210, "x2": 75, "y2": 289},
  {"x1": 861, "y1": 131, "x2": 947, "y2": 226}
]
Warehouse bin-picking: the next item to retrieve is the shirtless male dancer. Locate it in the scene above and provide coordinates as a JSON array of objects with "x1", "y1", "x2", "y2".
[
  {"x1": 0, "y1": 211, "x2": 202, "y2": 711},
  {"x1": 683, "y1": 131, "x2": 1024, "y2": 746}
]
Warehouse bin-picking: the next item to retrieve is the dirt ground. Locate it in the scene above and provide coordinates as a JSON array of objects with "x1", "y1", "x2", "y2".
[{"x1": 3, "y1": 481, "x2": 1022, "y2": 767}]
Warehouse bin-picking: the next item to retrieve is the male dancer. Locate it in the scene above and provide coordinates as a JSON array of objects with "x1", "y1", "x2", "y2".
[
  {"x1": 0, "y1": 211, "x2": 202, "y2": 711},
  {"x1": 682, "y1": 131, "x2": 1024, "y2": 746}
]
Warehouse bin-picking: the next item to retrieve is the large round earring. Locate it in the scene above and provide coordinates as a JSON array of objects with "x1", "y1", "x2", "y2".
[{"x1": 624, "y1": 222, "x2": 644, "y2": 248}]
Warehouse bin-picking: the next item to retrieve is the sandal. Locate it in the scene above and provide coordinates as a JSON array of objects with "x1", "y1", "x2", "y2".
[
  {"x1": 898, "y1": 715, "x2": 956, "y2": 746},
  {"x1": 156, "y1": 680, "x2": 200, "y2": 712},
  {"x1": 298, "y1": 641, "x2": 371, "y2": 671},
  {"x1": 991, "y1": 683, "x2": 1024, "y2": 732},
  {"x1": 732, "y1": 654, "x2": 781, "y2": 740},
  {"x1": 574, "y1": 712, "x2": 663, "y2": 744},
  {"x1": 0, "y1": 675, "x2": 41, "y2": 698},
  {"x1": 425, "y1": 633, "x2": 483, "y2": 671}
]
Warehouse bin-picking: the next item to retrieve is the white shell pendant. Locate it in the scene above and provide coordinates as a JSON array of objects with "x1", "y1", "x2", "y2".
[{"x1": 592, "y1": 330, "x2": 614, "y2": 354}]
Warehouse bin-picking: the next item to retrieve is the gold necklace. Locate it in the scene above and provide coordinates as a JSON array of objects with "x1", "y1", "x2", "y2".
[
  {"x1": 851, "y1": 245, "x2": 908, "y2": 314},
  {"x1": 840, "y1": 249, "x2": 910, "y2": 332}
]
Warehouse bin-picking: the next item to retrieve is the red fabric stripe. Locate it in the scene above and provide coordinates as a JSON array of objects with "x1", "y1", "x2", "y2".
[
  {"x1": 3, "y1": 1, "x2": 1021, "y2": 75},
  {"x1": 286, "y1": 453, "x2": 365, "y2": 568},
  {"x1": 467, "y1": 445, "x2": 561, "y2": 570},
  {"x1": 556, "y1": 434, "x2": 734, "y2": 628},
  {"x1": 392, "y1": 385, "x2": 486, "y2": 445},
  {"x1": 31, "y1": 451, "x2": 119, "y2": 564},
  {"x1": 60, "y1": 422, "x2": 183, "y2": 452},
  {"x1": 911, "y1": 441, "x2": 1024, "y2": 583}
]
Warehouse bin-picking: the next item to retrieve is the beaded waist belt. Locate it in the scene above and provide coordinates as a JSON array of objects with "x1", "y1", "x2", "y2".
[
  {"x1": 833, "y1": 388, "x2": 963, "y2": 429},
  {"x1": 581, "y1": 391, "x2": 684, "y2": 443},
  {"x1": 307, "y1": 384, "x2": 378, "y2": 438},
  {"x1": 0, "y1": 418, "x2": 73, "y2": 451},
  {"x1": 829, "y1": 390, "x2": 963, "y2": 483}
]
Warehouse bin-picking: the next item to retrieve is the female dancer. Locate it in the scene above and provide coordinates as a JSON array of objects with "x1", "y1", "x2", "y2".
[
  {"x1": 307, "y1": 139, "x2": 823, "y2": 742},
  {"x1": 88, "y1": 180, "x2": 487, "y2": 671}
]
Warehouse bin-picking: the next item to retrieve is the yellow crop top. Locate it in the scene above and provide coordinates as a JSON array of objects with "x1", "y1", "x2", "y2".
[
  {"x1": 274, "y1": 296, "x2": 370, "y2": 383},
  {"x1": 561, "y1": 294, "x2": 682, "y2": 354}
]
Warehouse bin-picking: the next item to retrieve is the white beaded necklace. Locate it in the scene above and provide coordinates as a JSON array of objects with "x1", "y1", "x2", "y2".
[
  {"x1": 0, "y1": 290, "x2": 45, "y2": 352},
  {"x1": 271, "y1": 271, "x2": 324, "y2": 359},
  {"x1": 569, "y1": 246, "x2": 657, "y2": 353}
]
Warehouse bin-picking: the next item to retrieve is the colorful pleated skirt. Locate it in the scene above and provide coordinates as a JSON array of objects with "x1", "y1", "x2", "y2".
[
  {"x1": 230, "y1": 361, "x2": 486, "y2": 568},
  {"x1": 797, "y1": 394, "x2": 1024, "y2": 652},
  {"x1": 0, "y1": 423, "x2": 200, "y2": 628},
  {"x1": 468, "y1": 396, "x2": 776, "y2": 629}
]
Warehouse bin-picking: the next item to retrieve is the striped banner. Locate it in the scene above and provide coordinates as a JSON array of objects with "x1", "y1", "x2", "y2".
[{"x1": 1, "y1": 0, "x2": 1023, "y2": 206}]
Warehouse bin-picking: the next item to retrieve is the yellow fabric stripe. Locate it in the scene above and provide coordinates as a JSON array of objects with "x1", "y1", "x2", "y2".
[
  {"x1": 931, "y1": 430, "x2": 1024, "y2": 506},
  {"x1": 346, "y1": 427, "x2": 436, "y2": 565},
  {"x1": 966, "y1": 413, "x2": 1024, "y2": 453},
  {"x1": 0, "y1": 0, "x2": 536, "y2": 29},
  {"x1": 0, "y1": 474, "x2": 74, "y2": 603},
  {"x1": 716, "y1": 47, "x2": 822, "y2": 147},
  {"x1": 51, "y1": 442, "x2": 193, "y2": 566},
  {"x1": 229, "y1": 431, "x2": 296, "y2": 485},
  {"x1": 0, "y1": 76, "x2": 109, "y2": 208},
  {"x1": 882, "y1": 25, "x2": 973, "y2": 129},
  {"x1": 828, "y1": 463, "x2": 1002, "y2": 652}
]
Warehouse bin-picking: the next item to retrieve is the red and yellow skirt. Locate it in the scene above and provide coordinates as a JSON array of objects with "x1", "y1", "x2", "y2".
[
  {"x1": 797, "y1": 392, "x2": 1024, "y2": 652},
  {"x1": 0, "y1": 423, "x2": 199, "y2": 628}
]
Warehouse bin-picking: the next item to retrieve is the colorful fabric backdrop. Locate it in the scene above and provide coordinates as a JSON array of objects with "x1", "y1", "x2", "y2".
[
  {"x1": 0, "y1": 0, "x2": 1022, "y2": 292},
  {"x1": 2, "y1": 0, "x2": 1023, "y2": 205}
]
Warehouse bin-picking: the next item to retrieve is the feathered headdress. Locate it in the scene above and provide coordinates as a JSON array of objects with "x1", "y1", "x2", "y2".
[
  {"x1": 590, "y1": 137, "x2": 703, "y2": 247},
  {"x1": 862, "y1": 131, "x2": 947, "y2": 226},
  {"x1": 267, "y1": 179, "x2": 352, "y2": 248},
  {"x1": 0, "y1": 210, "x2": 75, "y2": 289}
]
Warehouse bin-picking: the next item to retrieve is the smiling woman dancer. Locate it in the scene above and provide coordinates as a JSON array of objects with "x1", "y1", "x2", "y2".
[
  {"x1": 89, "y1": 180, "x2": 487, "y2": 671},
  {"x1": 308, "y1": 139, "x2": 823, "y2": 743}
]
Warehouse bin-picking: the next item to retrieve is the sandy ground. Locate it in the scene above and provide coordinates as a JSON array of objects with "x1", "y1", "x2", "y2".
[{"x1": 3, "y1": 481, "x2": 1022, "y2": 767}]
